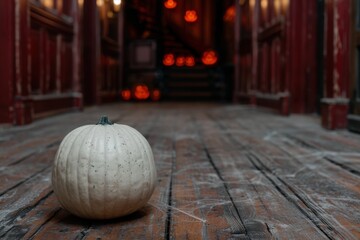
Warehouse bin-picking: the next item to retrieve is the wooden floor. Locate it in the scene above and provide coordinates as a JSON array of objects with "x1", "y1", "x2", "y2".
[{"x1": 0, "y1": 103, "x2": 359, "y2": 239}]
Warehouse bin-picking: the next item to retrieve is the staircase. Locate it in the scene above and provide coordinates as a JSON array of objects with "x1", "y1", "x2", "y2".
[
  {"x1": 125, "y1": 3, "x2": 226, "y2": 101},
  {"x1": 162, "y1": 67, "x2": 215, "y2": 100},
  {"x1": 161, "y1": 26, "x2": 223, "y2": 101}
]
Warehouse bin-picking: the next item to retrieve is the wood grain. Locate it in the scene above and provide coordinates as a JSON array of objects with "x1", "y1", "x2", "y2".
[{"x1": 0, "y1": 103, "x2": 359, "y2": 239}]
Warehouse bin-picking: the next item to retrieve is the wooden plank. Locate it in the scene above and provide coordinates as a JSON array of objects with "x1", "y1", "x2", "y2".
[
  {"x1": 169, "y1": 111, "x2": 247, "y2": 239},
  {"x1": 2, "y1": 194, "x2": 61, "y2": 239},
  {"x1": 0, "y1": 168, "x2": 53, "y2": 238},
  {"x1": 195, "y1": 112, "x2": 328, "y2": 239},
  {"x1": 206, "y1": 108, "x2": 360, "y2": 239},
  {"x1": 0, "y1": 136, "x2": 61, "y2": 166},
  {"x1": 1, "y1": 103, "x2": 360, "y2": 239},
  {"x1": 0, "y1": 146, "x2": 57, "y2": 195},
  {"x1": 283, "y1": 131, "x2": 360, "y2": 175}
]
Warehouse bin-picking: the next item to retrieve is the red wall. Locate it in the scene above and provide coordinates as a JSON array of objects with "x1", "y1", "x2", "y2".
[
  {"x1": 0, "y1": 1, "x2": 14, "y2": 124},
  {"x1": 0, "y1": 0, "x2": 124, "y2": 125},
  {"x1": 321, "y1": 0, "x2": 351, "y2": 129},
  {"x1": 234, "y1": 0, "x2": 351, "y2": 129}
]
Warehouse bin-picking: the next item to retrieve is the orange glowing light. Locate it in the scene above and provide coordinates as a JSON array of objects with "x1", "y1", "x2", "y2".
[
  {"x1": 185, "y1": 56, "x2": 195, "y2": 67},
  {"x1": 261, "y1": 0, "x2": 268, "y2": 9},
  {"x1": 176, "y1": 56, "x2": 185, "y2": 66},
  {"x1": 274, "y1": 0, "x2": 281, "y2": 15},
  {"x1": 113, "y1": 0, "x2": 121, "y2": 12},
  {"x1": 250, "y1": 0, "x2": 256, "y2": 8},
  {"x1": 96, "y1": 0, "x2": 104, "y2": 7},
  {"x1": 42, "y1": 0, "x2": 54, "y2": 8},
  {"x1": 152, "y1": 89, "x2": 161, "y2": 101},
  {"x1": 202, "y1": 50, "x2": 218, "y2": 65},
  {"x1": 134, "y1": 84, "x2": 150, "y2": 100},
  {"x1": 281, "y1": 0, "x2": 289, "y2": 13},
  {"x1": 184, "y1": 10, "x2": 198, "y2": 22},
  {"x1": 224, "y1": 6, "x2": 235, "y2": 22},
  {"x1": 164, "y1": 0, "x2": 177, "y2": 9},
  {"x1": 163, "y1": 54, "x2": 175, "y2": 66},
  {"x1": 121, "y1": 89, "x2": 131, "y2": 101}
]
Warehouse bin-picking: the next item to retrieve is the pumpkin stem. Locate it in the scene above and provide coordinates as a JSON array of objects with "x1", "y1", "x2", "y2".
[{"x1": 96, "y1": 116, "x2": 113, "y2": 125}]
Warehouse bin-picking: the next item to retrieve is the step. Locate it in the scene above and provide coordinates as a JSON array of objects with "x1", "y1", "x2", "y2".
[{"x1": 166, "y1": 81, "x2": 211, "y2": 88}]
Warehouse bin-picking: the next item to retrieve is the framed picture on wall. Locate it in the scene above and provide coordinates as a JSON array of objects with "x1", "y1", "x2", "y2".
[{"x1": 129, "y1": 40, "x2": 156, "y2": 70}]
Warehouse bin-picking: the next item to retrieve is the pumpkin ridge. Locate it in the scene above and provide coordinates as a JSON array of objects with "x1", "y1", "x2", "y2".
[
  {"x1": 121, "y1": 125, "x2": 135, "y2": 215},
  {"x1": 137, "y1": 125, "x2": 156, "y2": 199},
  {"x1": 71, "y1": 126, "x2": 93, "y2": 217},
  {"x1": 112, "y1": 124, "x2": 125, "y2": 216},
  {"x1": 139, "y1": 131, "x2": 156, "y2": 200},
  {"x1": 90, "y1": 125, "x2": 106, "y2": 218},
  {"x1": 127, "y1": 127, "x2": 147, "y2": 211},
  {"x1": 59, "y1": 126, "x2": 80, "y2": 210},
  {"x1": 81, "y1": 126, "x2": 97, "y2": 218},
  {"x1": 75, "y1": 125, "x2": 93, "y2": 218},
  {"x1": 109, "y1": 124, "x2": 121, "y2": 217},
  {"x1": 121, "y1": 125, "x2": 146, "y2": 215},
  {"x1": 102, "y1": 125, "x2": 109, "y2": 219},
  {"x1": 130, "y1": 127, "x2": 153, "y2": 208},
  {"x1": 52, "y1": 129, "x2": 72, "y2": 203},
  {"x1": 113, "y1": 124, "x2": 130, "y2": 215},
  {"x1": 125, "y1": 125, "x2": 155, "y2": 214},
  {"x1": 62, "y1": 126, "x2": 90, "y2": 216},
  {"x1": 128, "y1": 127, "x2": 149, "y2": 214}
]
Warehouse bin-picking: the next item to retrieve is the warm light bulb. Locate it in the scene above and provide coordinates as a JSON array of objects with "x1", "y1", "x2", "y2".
[
  {"x1": 113, "y1": 0, "x2": 121, "y2": 12},
  {"x1": 274, "y1": 0, "x2": 281, "y2": 14},
  {"x1": 261, "y1": 0, "x2": 268, "y2": 9},
  {"x1": 97, "y1": 0, "x2": 104, "y2": 7},
  {"x1": 250, "y1": 0, "x2": 256, "y2": 8},
  {"x1": 281, "y1": 0, "x2": 289, "y2": 13},
  {"x1": 224, "y1": 6, "x2": 235, "y2": 22},
  {"x1": 42, "y1": 0, "x2": 54, "y2": 8}
]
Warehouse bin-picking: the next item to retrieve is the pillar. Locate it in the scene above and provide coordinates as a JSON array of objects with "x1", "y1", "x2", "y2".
[
  {"x1": 0, "y1": 1, "x2": 15, "y2": 124},
  {"x1": 321, "y1": 0, "x2": 351, "y2": 129}
]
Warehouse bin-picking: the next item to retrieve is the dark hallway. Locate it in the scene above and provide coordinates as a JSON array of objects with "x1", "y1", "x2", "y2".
[
  {"x1": 0, "y1": 0, "x2": 359, "y2": 239},
  {"x1": 0, "y1": 0, "x2": 358, "y2": 130}
]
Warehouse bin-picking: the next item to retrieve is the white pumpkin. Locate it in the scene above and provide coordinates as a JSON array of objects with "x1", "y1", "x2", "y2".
[{"x1": 52, "y1": 116, "x2": 157, "y2": 219}]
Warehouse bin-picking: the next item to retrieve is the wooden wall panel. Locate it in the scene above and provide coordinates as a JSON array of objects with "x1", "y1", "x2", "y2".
[
  {"x1": 321, "y1": 0, "x2": 351, "y2": 129},
  {"x1": 30, "y1": 28, "x2": 41, "y2": 94},
  {"x1": 61, "y1": 40, "x2": 73, "y2": 92},
  {"x1": 14, "y1": 0, "x2": 33, "y2": 125},
  {"x1": 235, "y1": 0, "x2": 317, "y2": 116},
  {"x1": 48, "y1": 34, "x2": 57, "y2": 93},
  {"x1": 83, "y1": 0, "x2": 100, "y2": 105},
  {"x1": 0, "y1": 0, "x2": 15, "y2": 123},
  {"x1": 270, "y1": 38, "x2": 280, "y2": 93}
]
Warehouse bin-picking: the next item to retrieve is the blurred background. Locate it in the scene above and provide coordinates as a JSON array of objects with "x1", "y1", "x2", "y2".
[{"x1": 0, "y1": 0, "x2": 357, "y2": 130}]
